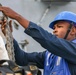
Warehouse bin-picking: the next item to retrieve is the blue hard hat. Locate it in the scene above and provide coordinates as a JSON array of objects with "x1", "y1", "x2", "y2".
[{"x1": 49, "y1": 11, "x2": 76, "y2": 29}]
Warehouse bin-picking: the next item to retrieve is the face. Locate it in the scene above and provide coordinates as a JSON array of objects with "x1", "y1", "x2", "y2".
[{"x1": 53, "y1": 21, "x2": 70, "y2": 39}]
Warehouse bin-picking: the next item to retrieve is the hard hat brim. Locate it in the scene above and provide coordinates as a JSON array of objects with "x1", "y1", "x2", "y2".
[
  {"x1": 49, "y1": 20, "x2": 60, "y2": 29},
  {"x1": 49, "y1": 20, "x2": 76, "y2": 29}
]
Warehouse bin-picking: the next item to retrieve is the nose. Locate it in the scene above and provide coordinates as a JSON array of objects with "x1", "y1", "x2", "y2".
[{"x1": 53, "y1": 27, "x2": 57, "y2": 34}]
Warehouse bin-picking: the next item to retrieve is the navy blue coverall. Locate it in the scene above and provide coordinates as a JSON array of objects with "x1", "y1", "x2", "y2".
[{"x1": 14, "y1": 22, "x2": 76, "y2": 75}]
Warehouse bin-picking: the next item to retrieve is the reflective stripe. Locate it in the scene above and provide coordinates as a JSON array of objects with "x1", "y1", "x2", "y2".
[
  {"x1": 46, "y1": 52, "x2": 51, "y2": 66},
  {"x1": 56, "y1": 57, "x2": 61, "y2": 66}
]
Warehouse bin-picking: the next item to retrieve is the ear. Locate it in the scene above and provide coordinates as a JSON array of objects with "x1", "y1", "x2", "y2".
[{"x1": 70, "y1": 26, "x2": 76, "y2": 35}]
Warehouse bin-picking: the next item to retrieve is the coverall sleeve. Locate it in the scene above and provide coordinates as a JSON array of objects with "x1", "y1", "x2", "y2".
[
  {"x1": 24, "y1": 22, "x2": 76, "y2": 64},
  {"x1": 13, "y1": 39, "x2": 45, "y2": 69}
]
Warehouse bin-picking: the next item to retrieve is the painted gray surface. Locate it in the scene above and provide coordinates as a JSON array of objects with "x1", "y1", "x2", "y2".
[{"x1": 0, "y1": 0, "x2": 76, "y2": 52}]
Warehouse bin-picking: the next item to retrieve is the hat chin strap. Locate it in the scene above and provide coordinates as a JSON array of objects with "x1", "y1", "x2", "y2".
[{"x1": 64, "y1": 23, "x2": 73, "y2": 39}]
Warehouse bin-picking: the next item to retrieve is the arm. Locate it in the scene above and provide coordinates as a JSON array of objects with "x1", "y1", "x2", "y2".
[
  {"x1": 25, "y1": 22, "x2": 76, "y2": 64},
  {"x1": 13, "y1": 39, "x2": 45, "y2": 69},
  {"x1": 0, "y1": 7, "x2": 45, "y2": 68},
  {"x1": 0, "y1": 7, "x2": 29, "y2": 28}
]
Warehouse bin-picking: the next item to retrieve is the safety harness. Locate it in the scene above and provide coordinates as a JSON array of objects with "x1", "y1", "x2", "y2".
[{"x1": 64, "y1": 22, "x2": 73, "y2": 39}]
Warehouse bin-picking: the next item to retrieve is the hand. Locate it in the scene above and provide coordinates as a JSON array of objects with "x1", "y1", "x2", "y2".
[
  {"x1": 1, "y1": 19, "x2": 13, "y2": 35},
  {"x1": 0, "y1": 20, "x2": 3, "y2": 24},
  {"x1": 1, "y1": 19, "x2": 6, "y2": 35},
  {"x1": 0, "y1": 6, "x2": 19, "y2": 19}
]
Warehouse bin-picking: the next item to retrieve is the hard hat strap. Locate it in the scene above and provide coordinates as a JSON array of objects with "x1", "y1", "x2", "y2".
[{"x1": 64, "y1": 22, "x2": 73, "y2": 39}]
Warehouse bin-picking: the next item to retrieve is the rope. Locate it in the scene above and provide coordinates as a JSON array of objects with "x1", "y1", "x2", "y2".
[
  {"x1": 0, "y1": 4, "x2": 15, "y2": 62},
  {"x1": 2, "y1": 16, "x2": 15, "y2": 62}
]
